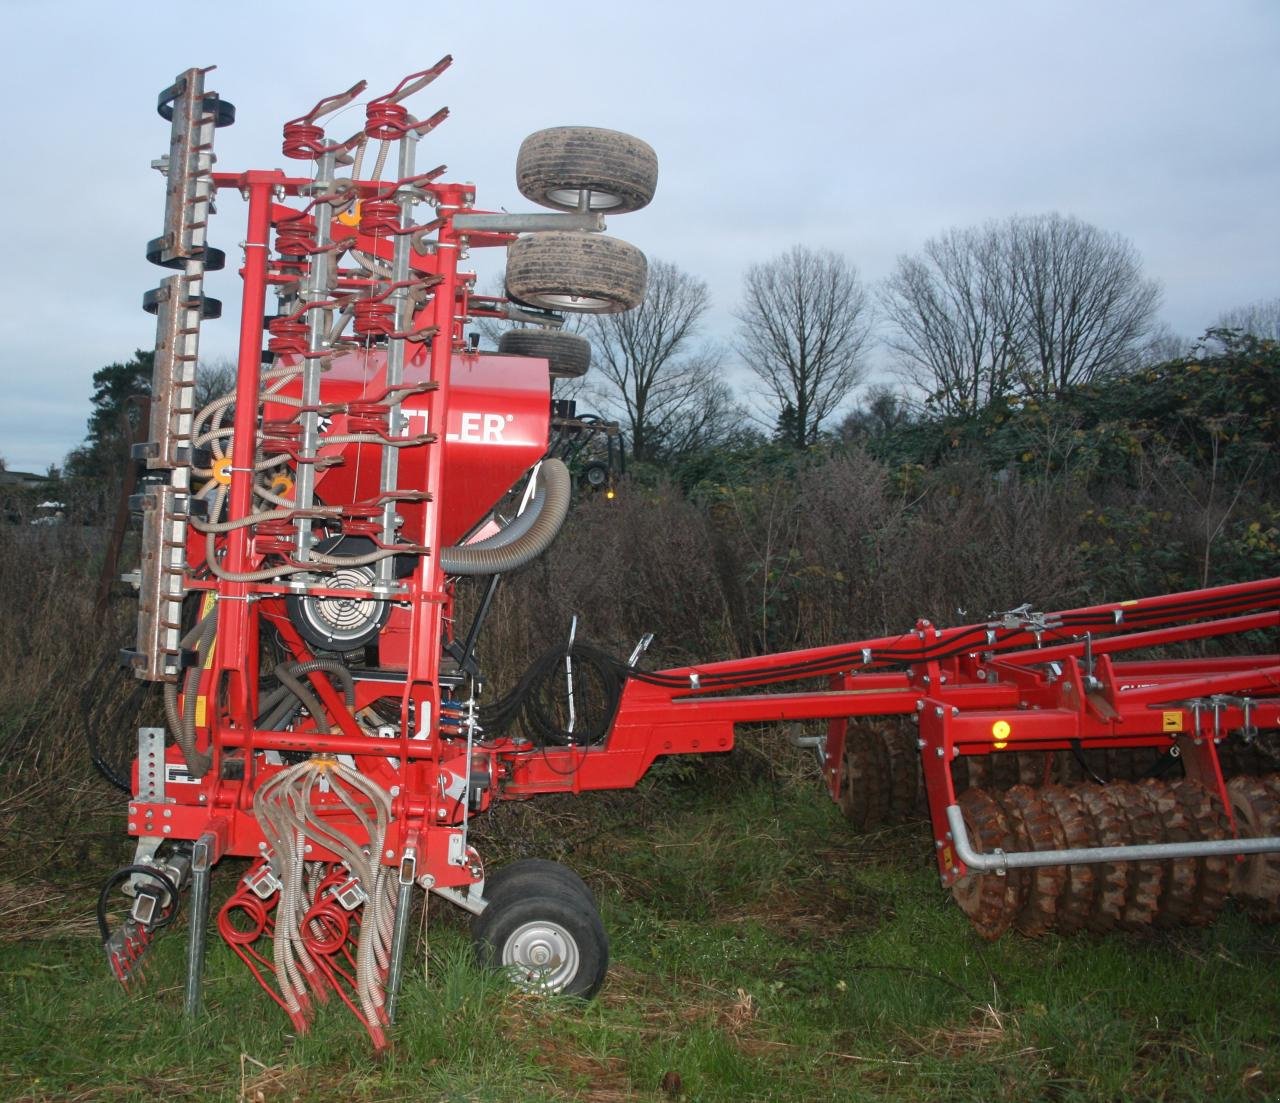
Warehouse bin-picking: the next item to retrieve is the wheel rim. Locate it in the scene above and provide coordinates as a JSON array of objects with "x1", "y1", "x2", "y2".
[
  {"x1": 530, "y1": 290, "x2": 615, "y2": 311},
  {"x1": 501, "y1": 919, "x2": 580, "y2": 991},
  {"x1": 545, "y1": 186, "x2": 625, "y2": 210}
]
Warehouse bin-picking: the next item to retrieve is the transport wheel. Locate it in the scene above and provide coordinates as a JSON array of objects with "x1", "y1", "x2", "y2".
[
  {"x1": 516, "y1": 126, "x2": 658, "y2": 214},
  {"x1": 498, "y1": 329, "x2": 592, "y2": 378},
  {"x1": 1074, "y1": 784, "x2": 1132, "y2": 933},
  {"x1": 1172, "y1": 779, "x2": 1231, "y2": 926},
  {"x1": 481, "y1": 858, "x2": 595, "y2": 908},
  {"x1": 999, "y1": 785, "x2": 1066, "y2": 937},
  {"x1": 951, "y1": 788, "x2": 1026, "y2": 941},
  {"x1": 1109, "y1": 781, "x2": 1165, "y2": 930},
  {"x1": 1138, "y1": 778, "x2": 1201, "y2": 928},
  {"x1": 472, "y1": 885, "x2": 609, "y2": 998},
  {"x1": 1225, "y1": 775, "x2": 1280, "y2": 922},
  {"x1": 1038, "y1": 784, "x2": 1095, "y2": 935},
  {"x1": 505, "y1": 232, "x2": 647, "y2": 314}
]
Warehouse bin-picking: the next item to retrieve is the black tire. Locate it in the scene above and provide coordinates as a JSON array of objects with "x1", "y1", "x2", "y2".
[
  {"x1": 516, "y1": 127, "x2": 657, "y2": 214},
  {"x1": 498, "y1": 329, "x2": 592, "y2": 378},
  {"x1": 482, "y1": 858, "x2": 595, "y2": 907},
  {"x1": 472, "y1": 886, "x2": 609, "y2": 998},
  {"x1": 505, "y1": 232, "x2": 647, "y2": 315}
]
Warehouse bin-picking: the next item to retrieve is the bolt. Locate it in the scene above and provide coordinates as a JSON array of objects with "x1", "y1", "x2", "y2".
[
  {"x1": 951, "y1": 866, "x2": 960, "y2": 876},
  {"x1": 385, "y1": 849, "x2": 394, "y2": 859},
  {"x1": 437, "y1": 808, "x2": 446, "y2": 818},
  {"x1": 935, "y1": 747, "x2": 945, "y2": 757},
  {"x1": 390, "y1": 785, "x2": 401, "y2": 797},
  {"x1": 305, "y1": 844, "x2": 313, "y2": 853},
  {"x1": 935, "y1": 840, "x2": 944, "y2": 849},
  {"x1": 128, "y1": 823, "x2": 136, "y2": 832},
  {"x1": 163, "y1": 825, "x2": 171, "y2": 834},
  {"x1": 935, "y1": 706, "x2": 944, "y2": 718},
  {"x1": 917, "y1": 739, "x2": 927, "y2": 750},
  {"x1": 163, "y1": 809, "x2": 172, "y2": 818}
]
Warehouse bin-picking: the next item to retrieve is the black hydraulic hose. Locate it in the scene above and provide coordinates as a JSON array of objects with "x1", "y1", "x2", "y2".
[
  {"x1": 256, "y1": 659, "x2": 358, "y2": 733},
  {"x1": 97, "y1": 865, "x2": 181, "y2": 943},
  {"x1": 273, "y1": 666, "x2": 330, "y2": 732},
  {"x1": 439, "y1": 459, "x2": 571, "y2": 576},
  {"x1": 163, "y1": 609, "x2": 217, "y2": 779}
]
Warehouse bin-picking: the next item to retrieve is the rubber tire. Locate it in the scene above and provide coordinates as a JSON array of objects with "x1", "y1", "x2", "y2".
[
  {"x1": 505, "y1": 232, "x2": 647, "y2": 315},
  {"x1": 499, "y1": 329, "x2": 592, "y2": 378},
  {"x1": 482, "y1": 858, "x2": 595, "y2": 907},
  {"x1": 472, "y1": 886, "x2": 609, "y2": 999},
  {"x1": 516, "y1": 127, "x2": 658, "y2": 214}
]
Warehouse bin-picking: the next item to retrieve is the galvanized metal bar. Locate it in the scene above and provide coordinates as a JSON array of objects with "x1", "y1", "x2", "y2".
[
  {"x1": 183, "y1": 832, "x2": 216, "y2": 1017},
  {"x1": 384, "y1": 877, "x2": 416, "y2": 1023},
  {"x1": 294, "y1": 147, "x2": 338, "y2": 566},
  {"x1": 374, "y1": 130, "x2": 418, "y2": 592},
  {"x1": 451, "y1": 211, "x2": 605, "y2": 233},
  {"x1": 945, "y1": 803, "x2": 1280, "y2": 873}
]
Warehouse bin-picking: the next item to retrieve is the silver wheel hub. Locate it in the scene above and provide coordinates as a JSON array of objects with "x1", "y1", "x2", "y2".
[{"x1": 501, "y1": 919, "x2": 579, "y2": 991}]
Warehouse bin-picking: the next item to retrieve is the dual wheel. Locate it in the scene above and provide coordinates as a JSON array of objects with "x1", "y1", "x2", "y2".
[
  {"x1": 500, "y1": 127, "x2": 657, "y2": 378},
  {"x1": 471, "y1": 858, "x2": 609, "y2": 999}
]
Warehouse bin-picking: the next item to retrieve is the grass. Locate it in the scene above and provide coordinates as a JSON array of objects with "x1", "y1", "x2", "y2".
[{"x1": 2, "y1": 776, "x2": 1278, "y2": 1102}]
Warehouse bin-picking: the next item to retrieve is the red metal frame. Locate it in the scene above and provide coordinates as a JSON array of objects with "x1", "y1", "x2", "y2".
[{"x1": 118, "y1": 65, "x2": 1280, "y2": 1043}]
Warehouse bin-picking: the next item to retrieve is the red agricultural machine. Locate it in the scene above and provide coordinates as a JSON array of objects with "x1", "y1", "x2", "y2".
[{"x1": 101, "y1": 62, "x2": 1280, "y2": 1048}]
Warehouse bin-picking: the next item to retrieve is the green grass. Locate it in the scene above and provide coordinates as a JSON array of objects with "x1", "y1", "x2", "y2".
[{"x1": 3, "y1": 779, "x2": 1279, "y2": 1102}]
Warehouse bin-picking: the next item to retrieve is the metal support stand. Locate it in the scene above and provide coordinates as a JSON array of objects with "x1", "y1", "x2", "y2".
[
  {"x1": 384, "y1": 878, "x2": 417, "y2": 1023},
  {"x1": 184, "y1": 832, "x2": 216, "y2": 1017}
]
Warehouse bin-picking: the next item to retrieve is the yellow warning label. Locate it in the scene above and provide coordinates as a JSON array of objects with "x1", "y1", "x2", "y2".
[
  {"x1": 195, "y1": 695, "x2": 207, "y2": 728},
  {"x1": 991, "y1": 719, "x2": 1011, "y2": 749},
  {"x1": 1162, "y1": 711, "x2": 1183, "y2": 733},
  {"x1": 942, "y1": 846, "x2": 954, "y2": 869}
]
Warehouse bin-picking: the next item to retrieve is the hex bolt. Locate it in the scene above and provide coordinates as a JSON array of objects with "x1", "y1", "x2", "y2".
[
  {"x1": 385, "y1": 849, "x2": 395, "y2": 859},
  {"x1": 163, "y1": 809, "x2": 172, "y2": 818},
  {"x1": 163, "y1": 825, "x2": 171, "y2": 834}
]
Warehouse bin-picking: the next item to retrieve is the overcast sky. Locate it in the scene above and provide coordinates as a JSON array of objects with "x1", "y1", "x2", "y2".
[{"x1": 1, "y1": 1, "x2": 1276, "y2": 473}]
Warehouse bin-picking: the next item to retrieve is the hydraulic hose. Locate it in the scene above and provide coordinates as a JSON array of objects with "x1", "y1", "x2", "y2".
[
  {"x1": 440, "y1": 458, "x2": 571, "y2": 576},
  {"x1": 163, "y1": 608, "x2": 217, "y2": 779}
]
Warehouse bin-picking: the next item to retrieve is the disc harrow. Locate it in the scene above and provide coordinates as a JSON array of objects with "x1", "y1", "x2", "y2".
[{"x1": 944, "y1": 777, "x2": 1261, "y2": 938}]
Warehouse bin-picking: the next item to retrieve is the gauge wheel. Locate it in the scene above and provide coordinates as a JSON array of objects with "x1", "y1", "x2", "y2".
[
  {"x1": 481, "y1": 858, "x2": 595, "y2": 907},
  {"x1": 498, "y1": 329, "x2": 592, "y2": 378},
  {"x1": 472, "y1": 885, "x2": 609, "y2": 998},
  {"x1": 505, "y1": 232, "x2": 647, "y2": 315},
  {"x1": 516, "y1": 126, "x2": 657, "y2": 214}
]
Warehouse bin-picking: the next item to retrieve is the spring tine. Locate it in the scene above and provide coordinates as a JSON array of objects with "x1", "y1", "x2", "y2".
[
  {"x1": 369, "y1": 56, "x2": 453, "y2": 105},
  {"x1": 287, "y1": 80, "x2": 369, "y2": 128}
]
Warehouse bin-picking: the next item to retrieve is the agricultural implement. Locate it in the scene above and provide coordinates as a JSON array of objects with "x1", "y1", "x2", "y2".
[{"x1": 100, "y1": 61, "x2": 1280, "y2": 1048}]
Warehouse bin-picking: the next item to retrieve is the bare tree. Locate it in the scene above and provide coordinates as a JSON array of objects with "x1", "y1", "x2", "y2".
[
  {"x1": 1011, "y1": 213, "x2": 1161, "y2": 396},
  {"x1": 584, "y1": 259, "x2": 735, "y2": 460},
  {"x1": 882, "y1": 214, "x2": 1161, "y2": 412},
  {"x1": 1215, "y1": 295, "x2": 1280, "y2": 341},
  {"x1": 881, "y1": 225, "x2": 1023, "y2": 415},
  {"x1": 735, "y1": 246, "x2": 873, "y2": 447}
]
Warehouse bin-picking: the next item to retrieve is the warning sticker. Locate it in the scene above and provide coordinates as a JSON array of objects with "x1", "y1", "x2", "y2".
[{"x1": 1162, "y1": 711, "x2": 1184, "y2": 733}]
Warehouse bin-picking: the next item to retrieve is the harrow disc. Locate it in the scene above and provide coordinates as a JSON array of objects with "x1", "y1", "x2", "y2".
[
  {"x1": 836, "y1": 724, "x2": 892, "y2": 831},
  {"x1": 1136, "y1": 778, "x2": 1200, "y2": 929},
  {"x1": 1074, "y1": 784, "x2": 1132, "y2": 933},
  {"x1": 1109, "y1": 781, "x2": 1165, "y2": 930},
  {"x1": 1225, "y1": 774, "x2": 1280, "y2": 922},
  {"x1": 1038, "y1": 784, "x2": 1096, "y2": 935},
  {"x1": 879, "y1": 721, "x2": 921, "y2": 824},
  {"x1": 1172, "y1": 779, "x2": 1232, "y2": 927},
  {"x1": 951, "y1": 788, "x2": 1026, "y2": 940},
  {"x1": 998, "y1": 785, "x2": 1066, "y2": 937}
]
